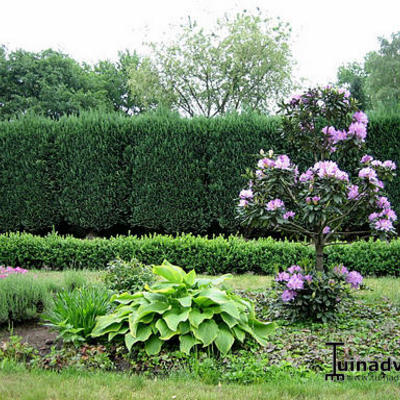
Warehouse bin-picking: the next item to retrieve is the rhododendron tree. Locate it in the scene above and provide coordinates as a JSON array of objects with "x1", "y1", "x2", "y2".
[{"x1": 238, "y1": 86, "x2": 397, "y2": 271}]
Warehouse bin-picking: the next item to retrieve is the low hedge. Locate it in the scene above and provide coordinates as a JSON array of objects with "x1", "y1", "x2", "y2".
[{"x1": 0, "y1": 232, "x2": 399, "y2": 276}]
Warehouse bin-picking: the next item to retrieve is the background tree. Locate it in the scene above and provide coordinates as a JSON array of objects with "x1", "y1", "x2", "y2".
[
  {"x1": 337, "y1": 62, "x2": 370, "y2": 110},
  {"x1": 128, "y1": 10, "x2": 294, "y2": 117},
  {"x1": 365, "y1": 32, "x2": 400, "y2": 110}
]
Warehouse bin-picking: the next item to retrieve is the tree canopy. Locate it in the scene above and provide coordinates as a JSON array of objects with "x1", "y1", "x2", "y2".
[{"x1": 128, "y1": 11, "x2": 295, "y2": 117}]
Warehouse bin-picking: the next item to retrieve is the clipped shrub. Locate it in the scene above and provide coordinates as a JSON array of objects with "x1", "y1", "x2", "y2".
[
  {"x1": 1, "y1": 232, "x2": 400, "y2": 276},
  {"x1": 104, "y1": 258, "x2": 154, "y2": 293},
  {"x1": 92, "y1": 261, "x2": 276, "y2": 355},
  {"x1": 42, "y1": 286, "x2": 111, "y2": 344},
  {"x1": 0, "y1": 273, "x2": 51, "y2": 324}
]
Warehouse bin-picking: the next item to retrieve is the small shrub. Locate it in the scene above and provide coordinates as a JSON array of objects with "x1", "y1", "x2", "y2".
[
  {"x1": 42, "y1": 286, "x2": 111, "y2": 344},
  {"x1": 0, "y1": 273, "x2": 51, "y2": 324},
  {"x1": 92, "y1": 261, "x2": 276, "y2": 356},
  {"x1": 273, "y1": 264, "x2": 363, "y2": 322},
  {"x1": 104, "y1": 258, "x2": 154, "y2": 293}
]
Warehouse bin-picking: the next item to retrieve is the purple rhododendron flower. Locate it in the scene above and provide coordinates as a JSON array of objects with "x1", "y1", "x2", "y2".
[
  {"x1": 383, "y1": 160, "x2": 396, "y2": 170},
  {"x1": 283, "y1": 211, "x2": 295, "y2": 220},
  {"x1": 361, "y1": 155, "x2": 373, "y2": 163},
  {"x1": 282, "y1": 289, "x2": 297, "y2": 302},
  {"x1": 300, "y1": 169, "x2": 314, "y2": 182},
  {"x1": 380, "y1": 208, "x2": 397, "y2": 221},
  {"x1": 334, "y1": 265, "x2": 349, "y2": 275},
  {"x1": 346, "y1": 271, "x2": 363, "y2": 288},
  {"x1": 255, "y1": 170, "x2": 264, "y2": 179},
  {"x1": 287, "y1": 274, "x2": 304, "y2": 290},
  {"x1": 359, "y1": 167, "x2": 377, "y2": 180},
  {"x1": 304, "y1": 275, "x2": 313, "y2": 283},
  {"x1": 239, "y1": 199, "x2": 248, "y2": 207},
  {"x1": 313, "y1": 161, "x2": 349, "y2": 181},
  {"x1": 376, "y1": 196, "x2": 391, "y2": 209},
  {"x1": 371, "y1": 160, "x2": 383, "y2": 168},
  {"x1": 275, "y1": 272, "x2": 290, "y2": 282},
  {"x1": 369, "y1": 212, "x2": 379, "y2": 221},
  {"x1": 312, "y1": 196, "x2": 320, "y2": 203},
  {"x1": 348, "y1": 122, "x2": 367, "y2": 141},
  {"x1": 375, "y1": 219, "x2": 393, "y2": 231},
  {"x1": 288, "y1": 265, "x2": 302, "y2": 274},
  {"x1": 323, "y1": 226, "x2": 331, "y2": 234},
  {"x1": 275, "y1": 155, "x2": 291, "y2": 170},
  {"x1": 257, "y1": 158, "x2": 275, "y2": 169},
  {"x1": 332, "y1": 129, "x2": 347, "y2": 143},
  {"x1": 353, "y1": 111, "x2": 368, "y2": 125},
  {"x1": 306, "y1": 197, "x2": 311, "y2": 204},
  {"x1": 266, "y1": 198, "x2": 285, "y2": 211},
  {"x1": 239, "y1": 189, "x2": 253, "y2": 200},
  {"x1": 347, "y1": 185, "x2": 359, "y2": 200}
]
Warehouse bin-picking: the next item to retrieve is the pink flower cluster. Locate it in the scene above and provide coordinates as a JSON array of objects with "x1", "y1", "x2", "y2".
[
  {"x1": 266, "y1": 198, "x2": 285, "y2": 211},
  {"x1": 369, "y1": 198, "x2": 397, "y2": 231},
  {"x1": 238, "y1": 189, "x2": 253, "y2": 207},
  {"x1": 257, "y1": 155, "x2": 292, "y2": 171},
  {"x1": 0, "y1": 266, "x2": 28, "y2": 279},
  {"x1": 313, "y1": 161, "x2": 349, "y2": 181},
  {"x1": 333, "y1": 264, "x2": 363, "y2": 288},
  {"x1": 275, "y1": 265, "x2": 313, "y2": 302}
]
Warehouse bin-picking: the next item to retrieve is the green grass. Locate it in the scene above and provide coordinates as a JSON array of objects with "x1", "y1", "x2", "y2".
[{"x1": 0, "y1": 363, "x2": 399, "y2": 400}]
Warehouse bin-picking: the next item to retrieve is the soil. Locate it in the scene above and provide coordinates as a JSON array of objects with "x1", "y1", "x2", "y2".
[{"x1": 0, "y1": 321, "x2": 59, "y2": 355}]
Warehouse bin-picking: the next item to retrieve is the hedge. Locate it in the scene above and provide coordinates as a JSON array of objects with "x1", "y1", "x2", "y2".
[
  {"x1": 0, "y1": 232, "x2": 399, "y2": 276},
  {"x1": 0, "y1": 111, "x2": 399, "y2": 235}
]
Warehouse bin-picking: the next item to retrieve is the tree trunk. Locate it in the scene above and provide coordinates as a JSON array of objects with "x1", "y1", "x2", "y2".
[{"x1": 315, "y1": 241, "x2": 324, "y2": 271}]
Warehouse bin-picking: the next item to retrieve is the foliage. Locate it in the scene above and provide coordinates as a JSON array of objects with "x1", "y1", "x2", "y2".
[
  {"x1": 0, "y1": 111, "x2": 400, "y2": 235},
  {"x1": 0, "y1": 336, "x2": 38, "y2": 364},
  {"x1": 238, "y1": 86, "x2": 397, "y2": 271},
  {"x1": 4, "y1": 232, "x2": 400, "y2": 276},
  {"x1": 129, "y1": 10, "x2": 294, "y2": 116},
  {"x1": 42, "y1": 286, "x2": 111, "y2": 344},
  {"x1": 0, "y1": 273, "x2": 51, "y2": 324},
  {"x1": 365, "y1": 32, "x2": 400, "y2": 109},
  {"x1": 272, "y1": 264, "x2": 363, "y2": 322},
  {"x1": 104, "y1": 258, "x2": 154, "y2": 293},
  {"x1": 337, "y1": 61, "x2": 370, "y2": 110},
  {"x1": 92, "y1": 261, "x2": 275, "y2": 355}
]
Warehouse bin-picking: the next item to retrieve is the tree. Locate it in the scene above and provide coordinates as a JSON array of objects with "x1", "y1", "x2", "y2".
[
  {"x1": 337, "y1": 62, "x2": 369, "y2": 110},
  {"x1": 365, "y1": 32, "x2": 400, "y2": 109},
  {"x1": 0, "y1": 47, "x2": 112, "y2": 120},
  {"x1": 128, "y1": 11, "x2": 294, "y2": 117},
  {"x1": 238, "y1": 87, "x2": 397, "y2": 271}
]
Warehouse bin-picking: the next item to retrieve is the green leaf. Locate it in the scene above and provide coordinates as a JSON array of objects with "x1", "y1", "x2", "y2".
[
  {"x1": 163, "y1": 308, "x2": 190, "y2": 331},
  {"x1": 134, "y1": 324, "x2": 153, "y2": 342},
  {"x1": 125, "y1": 333, "x2": 136, "y2": 351},
  {"x1": 178, "y1": 321, "x2": 190, "y2": 335},
  {"x1": 155, "y1": 319, "x2": 178, "y2": 340},
  {"x1": 219, "y1": 302, "x2": 240, "y2": 320},
  {"x1": 184, "y1": 269, "x2": 196, "y2": 286},
  {"x1": 193, "y1": 319, "x2": 219, "y2": 346},
  {"x1": 152, "y1": 260, "x2": 185, "y2": 283},
  {"x1": 144, "y1": 335, "x2": 163, "y2": 355},
  {"x1": 136, "y1": 302, "x2": 171, "y2": 321},
  {"x1": 188, "y1": 308, "x2": 214, "y2": 328},
  {"x1": 177, "y1": 296, "x2": 192, "y2": 307},
  {"x1": 215, "y1": 326, "x2": 235, "y2": 354},
  {"x1": 221, "y1": 312, "x2": 238, "y2": 328},
  {"x1": 194, "y1": 288, "x2": 230, "y2": 306},
  {"x1": 232, "y1": 326, "x2": 245, "y2": 342},
  {"x1": 179, "y1": 334, "x2": 198, "y2": 355}
]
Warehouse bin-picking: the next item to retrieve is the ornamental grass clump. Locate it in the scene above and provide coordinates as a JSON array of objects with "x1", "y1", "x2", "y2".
[
  {"x1": 92, "y1": 260, "x2": 275, "y2": 355},
  {"x1": 273, "y1": 264, "x2": 363, "y2": 322}
]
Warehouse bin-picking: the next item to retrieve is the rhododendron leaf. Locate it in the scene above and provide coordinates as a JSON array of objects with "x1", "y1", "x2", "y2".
[
  {"x1": 193, "y1": 319, "x2": 218, "y2": 346},
  {"x1": 153, "y1": 261, "x2": 185, "y2": 283},
  {"x1": 215, "y1": 326, "x2": 235, "y2": 355},
  {"x1": 163, "y1": 308, "x2": 190, "y2": 331},
  {"x1": 144, "y1": 335, "x2": 163, "y2": 355},
  {"x1": 179, "y1": 334, "x2": 199, "y2": 355}
]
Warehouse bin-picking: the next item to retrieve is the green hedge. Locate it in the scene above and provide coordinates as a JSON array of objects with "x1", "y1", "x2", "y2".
[
  {"x1": 0, "y1": 111, "x2": 399, "y2": 235},
  {"x1": 0, "y1": 232, "x2": 399, "y2": 276}
]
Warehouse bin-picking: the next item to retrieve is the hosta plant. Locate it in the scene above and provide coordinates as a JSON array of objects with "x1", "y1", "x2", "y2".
[{"x1": 92, "y1": 261, "x2": 275, "y2": 355}]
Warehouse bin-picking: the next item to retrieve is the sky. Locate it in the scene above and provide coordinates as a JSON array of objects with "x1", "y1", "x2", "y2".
[{"x1": 1, "y1": 0, "x2": 400, "y2": 87}]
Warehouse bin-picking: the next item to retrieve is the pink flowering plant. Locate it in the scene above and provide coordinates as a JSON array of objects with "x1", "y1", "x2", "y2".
[
  {"x1": 273, "y1": 263, "x2": 363, "y2": 322},
  {"x1": 238, "y1": 86, "x2": 397, "y2": 272},
  {"x1": 0, "y1": 266, "x2": 28, "y2": 279}
]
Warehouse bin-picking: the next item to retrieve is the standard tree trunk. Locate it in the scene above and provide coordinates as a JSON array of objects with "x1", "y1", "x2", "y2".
[{"x1": 315, "y1": 242, "x2": 324, "y2": 271}]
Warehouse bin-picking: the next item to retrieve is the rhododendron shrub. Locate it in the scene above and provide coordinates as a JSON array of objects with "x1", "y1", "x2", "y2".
[
  {"x1": 238, "y1": 86, "x2": 397, "y2": 271},
  {"x1": 273, "y1": 263, "x2": 363, "y2": 322}
]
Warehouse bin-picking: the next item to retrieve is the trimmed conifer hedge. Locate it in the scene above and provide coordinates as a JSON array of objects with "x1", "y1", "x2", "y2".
[{"x1": 0, "y1": 111, "x2": 399, "y2": 235}]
